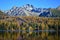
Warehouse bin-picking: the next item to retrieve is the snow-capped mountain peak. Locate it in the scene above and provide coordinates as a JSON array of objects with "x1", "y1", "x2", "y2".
[
  {"x1": 23, "y1": 4, "x2": 34, "y2": 11},
  {"x1": 5, "y1": 4, "x2": 52, "y2": 17}
]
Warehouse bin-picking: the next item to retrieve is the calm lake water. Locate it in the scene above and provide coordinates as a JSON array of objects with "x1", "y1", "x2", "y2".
[{"x1": 0, "y1": 30, "x2": 59, "y2": 40}]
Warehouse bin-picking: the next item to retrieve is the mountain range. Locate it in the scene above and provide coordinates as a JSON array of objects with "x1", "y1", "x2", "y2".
[{"x1": 0, "y1": 4, "x2": 60, "y2": 17}]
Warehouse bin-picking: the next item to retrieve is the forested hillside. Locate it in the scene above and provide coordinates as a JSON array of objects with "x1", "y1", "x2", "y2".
[
  {"x1": 0, "y1": 16, "x2": 60, "y2": 40},
  {"x1": 51, "y1": 9, "x2": 60, "y2": 17}
]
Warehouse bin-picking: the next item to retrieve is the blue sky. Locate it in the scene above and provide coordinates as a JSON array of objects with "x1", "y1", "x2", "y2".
[{"x1": 0, "y1": 0, "x2": 60, "y2": 10}]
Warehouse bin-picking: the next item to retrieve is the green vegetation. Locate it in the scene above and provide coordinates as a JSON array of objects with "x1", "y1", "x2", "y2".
[
  {"x1": 0, "y1": 16, "x2": 59, "y2": 40},
  {"x1": 0, "y1": 11, "x2": 7, "y2": 16},
  {"x1": 51, "y1": 9, "x2": 60, "y2": 17}
]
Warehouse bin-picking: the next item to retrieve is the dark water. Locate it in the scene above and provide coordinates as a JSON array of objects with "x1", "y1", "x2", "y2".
[{"x1": 0, "y1": 30, "x2": 58, "y2": 40}]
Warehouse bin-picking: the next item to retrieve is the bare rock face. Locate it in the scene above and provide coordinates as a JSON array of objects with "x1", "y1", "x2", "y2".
[{"x1": 4, "y1": 4, "x2": 52, "y2": 17}]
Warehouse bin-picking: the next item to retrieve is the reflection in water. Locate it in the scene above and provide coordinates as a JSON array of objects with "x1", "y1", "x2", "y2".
[{"x1": 0, "y1": 30, "x2": 58, "y2": 40}]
